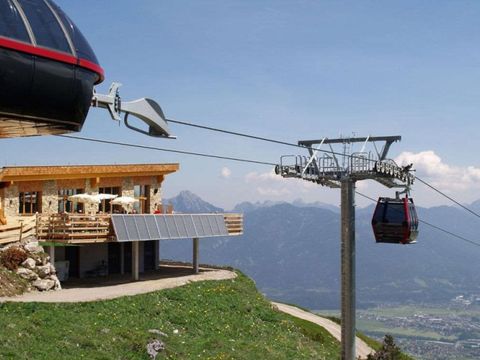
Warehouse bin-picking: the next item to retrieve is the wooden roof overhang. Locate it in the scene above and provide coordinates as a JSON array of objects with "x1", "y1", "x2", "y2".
[{"x1": 0, "y1": 164, "x2": 179, "y2": 183}]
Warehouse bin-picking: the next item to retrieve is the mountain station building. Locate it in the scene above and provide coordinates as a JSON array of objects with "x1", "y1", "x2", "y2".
[{"x1": 0, "y1": 164, "x2": 242, "y2": 281}]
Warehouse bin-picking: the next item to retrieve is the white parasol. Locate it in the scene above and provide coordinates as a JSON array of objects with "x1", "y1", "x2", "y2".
[
  {"x1": 67, "y1": 194, "x2": 99, "y2": 204},
  {"x1": 110, "y1": 196, "x2": 139, "y2": 212},
  {"x1": 92, "y1": 193, "x2": 118, "y2": 202},
  {"x1": 67, "y1": 193, "x2": 99, "y2": 214}
]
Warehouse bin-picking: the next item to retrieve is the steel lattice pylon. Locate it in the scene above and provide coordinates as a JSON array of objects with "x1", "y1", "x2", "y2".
[{"x1": 275, "y1": 135, "x2": 414, "y2": 360}]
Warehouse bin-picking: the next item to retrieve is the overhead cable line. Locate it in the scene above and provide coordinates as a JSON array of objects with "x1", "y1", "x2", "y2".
[
  {"x1": 56, "y1": 135, "x2": 276, "y2": 166},
  {"x1": 167, "y1": 118, "x2": 480, "y2": 219},
  {"x1": 415, "y1": 177, "x2": 480, "y2": 220},
  {"x1": 356, "y1": 191, "x2": 480, "y2": 249},
  {"x1": 59, "y1": 133, "x2": 480, "y2": 249}
]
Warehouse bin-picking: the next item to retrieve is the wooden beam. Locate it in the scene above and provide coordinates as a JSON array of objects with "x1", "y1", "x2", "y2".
[{"x1": 0, "y1": 164, "x2": 179, "y2": 182}]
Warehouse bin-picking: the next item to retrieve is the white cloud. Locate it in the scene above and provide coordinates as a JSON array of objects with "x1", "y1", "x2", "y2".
[
  {"x1": 245, "y1": 170, "x2": 282, "y2": 183},
  {"x1": 244, "y1": 169, "x2": 318, "y2": 198},
  {"x1": 220, "y1": 167, "x2": 232, "y2": 179},
  {"x1": 256, "y1": 187, "x2": 291, "y2": 196},
  {"x1": 395, "y1": 150, "x2": 480, "y2": 192}
]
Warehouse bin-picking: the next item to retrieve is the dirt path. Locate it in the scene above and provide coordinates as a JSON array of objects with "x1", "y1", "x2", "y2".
[
  {"x1": 0, "y1": 268, "x2": 236, "y2": 303},
  {"x1": 273, "y1": 302, "x2": 374, "y2": 359}
]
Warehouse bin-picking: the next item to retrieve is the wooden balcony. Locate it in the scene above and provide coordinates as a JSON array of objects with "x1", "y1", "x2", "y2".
[
  {"x1": 36, "y1": 213, "x2": 244, "y2": 244},
  {"x1": 224, "y1": 214, "x2": 244, "y2": 236},
  {"x1": 0, "y1": 211, "x2": 244, "y2": 245},
  {"x1": 37, "y1": 214, "x2": 112, "y2": 244}
]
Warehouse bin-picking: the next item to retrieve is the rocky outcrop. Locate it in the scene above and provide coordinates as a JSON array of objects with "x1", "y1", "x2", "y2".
[
  {"x1": 0, "y1": 238, "x2": 61, "y2": 293},
  {"x1": 32, "y1": 279, "x2": 56, "y2": 291},
  {"x1": 16, "y1": 267, "x2": 38, "y2": 281}
]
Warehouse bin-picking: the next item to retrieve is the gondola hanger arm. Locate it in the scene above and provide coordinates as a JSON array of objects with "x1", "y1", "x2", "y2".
[{"x1": 91, "y1": 82, "x2": 176, "y2": 138}]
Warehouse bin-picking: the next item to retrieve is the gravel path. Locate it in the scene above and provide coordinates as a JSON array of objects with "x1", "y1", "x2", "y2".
[
  {"x1": 0, "y1": 268, "x2": 236, "y2": 303},
  {"x1": 273, "y1": 302, "x2": 375, "y2": 359}
]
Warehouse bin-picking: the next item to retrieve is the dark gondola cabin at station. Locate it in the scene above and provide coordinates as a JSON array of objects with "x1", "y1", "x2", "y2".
[
  {"x1": 371, "y1": 195, "x2": 419, "y2": 244},
  {"x1": 0, "y1": 0, "x2": 104, "y2": 138}
]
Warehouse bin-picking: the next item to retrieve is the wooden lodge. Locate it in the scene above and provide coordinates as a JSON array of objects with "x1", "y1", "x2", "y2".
[{"x1": 0, "y1": 164, "x2": 243, "y2": 281}]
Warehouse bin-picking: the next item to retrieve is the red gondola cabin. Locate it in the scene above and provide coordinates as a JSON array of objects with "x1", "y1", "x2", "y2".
[{"x1": 371, "y1": 196, "x2": 419, "y2": 244}]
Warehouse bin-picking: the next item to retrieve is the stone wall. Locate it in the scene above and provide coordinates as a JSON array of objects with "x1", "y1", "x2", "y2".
[
  {"x1": 41, "y1": 180, "x2": 58, "y2": 215},
  {"x1": 3, "y1": 184, "x2": 19, "y2": 218},
  {"x1": 149, "y1": 177, "x2": 163, "y2": 213},
  {"x1": 84, "y1": 178, "x2": 99, "y2": 214},
  {"x1": 1, "y1": 175, "x2": 165, "y2": 217},
  {"x1": 122, "y1": 177, "x2": 134, "y2": 198}
]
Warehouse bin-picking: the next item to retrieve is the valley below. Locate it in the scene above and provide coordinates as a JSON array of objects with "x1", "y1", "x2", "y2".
[{"x1": 163, "y1": 191, "x2": 480, "y2": 359}]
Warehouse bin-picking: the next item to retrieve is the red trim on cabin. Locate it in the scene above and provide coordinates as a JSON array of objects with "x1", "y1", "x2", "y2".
[
  {"x1": 0, "y1": 37, "x2": 104, "y2": 84},
  {"x1": 78, "y1": 58, "x2": 104, "y2": 84}
]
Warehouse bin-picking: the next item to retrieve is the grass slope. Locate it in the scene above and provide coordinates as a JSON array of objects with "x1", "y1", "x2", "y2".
[
  {"x1": 0, "y1": 267, "x2": 29, "y2": 297},
  {"x1": 0, "y1": 273, "x2": 340, "y2": 359}
]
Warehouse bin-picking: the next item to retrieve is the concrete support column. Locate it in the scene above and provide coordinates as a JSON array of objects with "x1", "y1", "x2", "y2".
[
  {"x1": 341, "y1": 178, "x2": 356, "y2": 360},
  {"x1": 154, "y1": 240, "x2": 160, "y2": 270},
  {"x1": 192, "y1": 237, "x2": 199, "y2": 274},
  {"x1": 120, "y1": 243, "x2": 125, "y2": 275},
  {"x1": 132, "y1": 241, "x2": 139, "y2": 281},
  {"x1": 48, "y1": 245, "x2": 55, "y2": 265}
]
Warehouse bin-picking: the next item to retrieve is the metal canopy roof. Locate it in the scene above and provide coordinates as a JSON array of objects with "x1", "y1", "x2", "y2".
[{"x1": 111, "y1": 214, "x2": 229, "y2": 242}]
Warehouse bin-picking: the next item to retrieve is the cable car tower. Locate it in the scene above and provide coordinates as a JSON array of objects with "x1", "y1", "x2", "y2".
[{"x1": 275, "y1": 135, "x2": 415, "y2": 360}]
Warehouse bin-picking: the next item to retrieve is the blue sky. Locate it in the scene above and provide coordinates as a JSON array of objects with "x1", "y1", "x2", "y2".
[{"x1": 2, "y1": 1, "x2": 480, "y2": 209}]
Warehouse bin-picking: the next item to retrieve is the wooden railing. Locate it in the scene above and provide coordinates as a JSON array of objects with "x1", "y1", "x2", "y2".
[
  {"x1": 36, "y1": 213, "x2": 113, "y2": 243},
  {"x1": 0, "y1": 208, "x2": 6, "y2": 226},
  {"x1": 224, "y1": 214, "x2": 244, "y2": 236},
  {"x1": 0, "y1": 212, "x2": 243, "y2": 245},
  {"x1": 0, "y1": 215, "x2": 36, "y2": 244}
]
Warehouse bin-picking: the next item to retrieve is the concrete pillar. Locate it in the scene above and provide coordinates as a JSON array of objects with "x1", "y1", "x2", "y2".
[
  {"x1": 154, "y1": 240, "x2": 160, "y2": 270},
  {"x1": 341, "y1": 178, "x2": 356, "y2": 360},
  {"x1": 192, "y1": 237, "x2": 199, "y2": 274},
  {"x1": 120, "y1": 243, "x2": 125, "y2": 275},
  {"x1": 48, "y1": 245, "x2": 55, "y2": 265},
  {"x1": 132, "y1": 241, "x2": 139, "y2": 281}
]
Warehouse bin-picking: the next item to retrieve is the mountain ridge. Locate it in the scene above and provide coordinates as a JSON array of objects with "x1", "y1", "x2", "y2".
[{"x1": 161, "y1": 190, "x2": 480, "y2": 309}]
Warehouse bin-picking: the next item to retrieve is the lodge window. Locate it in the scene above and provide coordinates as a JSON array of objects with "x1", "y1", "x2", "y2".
[
  {"x1": 58, "y1": 188, "x2": 84, "y2": 213},
  {"x1": 18, "y1": 191, "x2": 41, "y2": 215},
  {"x1": 134, "y1": 185, "x2": 150, "y2": 214},
  {"x1": 99, "y1": 187, "x2": 121, "y2": 213}
]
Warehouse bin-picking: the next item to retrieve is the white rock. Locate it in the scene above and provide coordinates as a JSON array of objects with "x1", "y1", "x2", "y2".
[
  {"x1": 36, "y1": 264, "x2": 51, "y2": 278},
  {"x1": 16, "y1": 267, "x2": 38, "y2": 281},
  {"x1": 49, "y1": 274, "x2": 62, "y2": 290},
  {"x1": 32, "y1": 279, "x2": 55, "y2": 291},
  {"x1": 21, "y1": 258, "x2": 36, "y2": 270},
  {"x1": 42, "y1": 255, "x2": 50, "y2": 266},
  {"x1": 24, "y1": 242, "x2": 43, "y2": 254}
]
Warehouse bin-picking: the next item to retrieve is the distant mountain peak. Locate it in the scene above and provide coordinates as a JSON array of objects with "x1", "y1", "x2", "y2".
[
  {"x1": 165, "y1": 190, "x2": 224, "y2": 213},
  {"x1": 232, "y1": 199, "x2": 339, "y2": 213}
]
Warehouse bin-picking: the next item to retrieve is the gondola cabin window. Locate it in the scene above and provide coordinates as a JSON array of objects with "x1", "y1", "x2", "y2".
[
  {"x1": 58, "y1": 188, "x2": 84, "y2": 213},
  {"x1": 18, "y1": 191, "x2": 41, "y2": 215},
  {"x1": 383, "y1": 202, "x2": 406, "y2": 224},
  {"x1": 0, "y1": 0, "x2": 31, "y2": 42}
]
